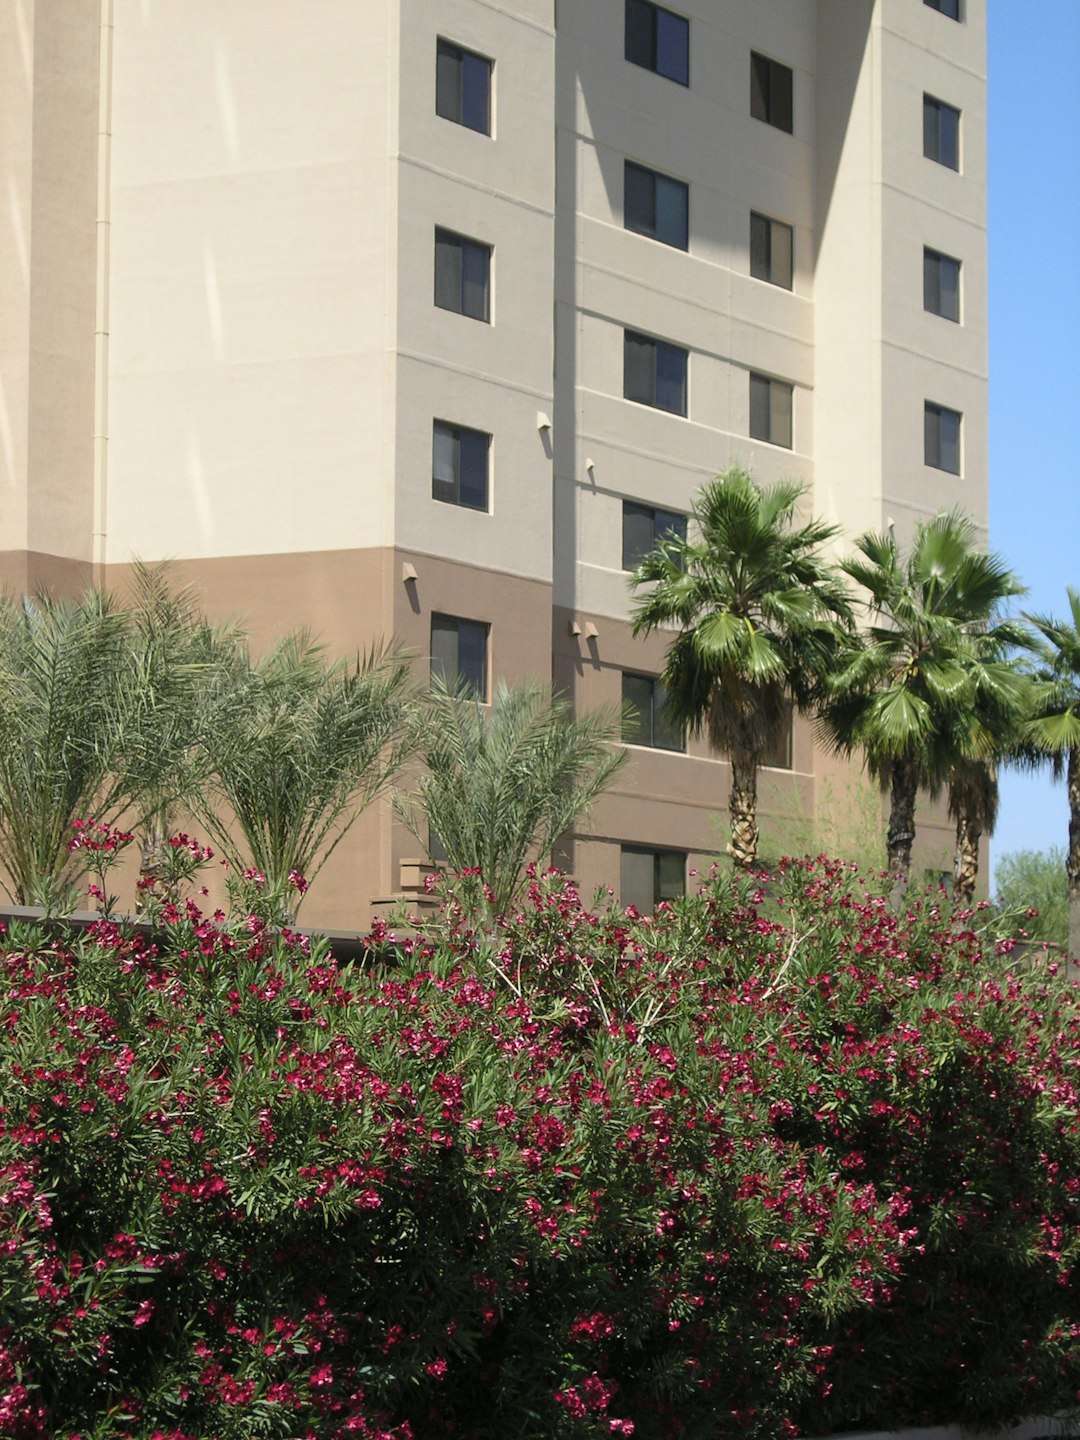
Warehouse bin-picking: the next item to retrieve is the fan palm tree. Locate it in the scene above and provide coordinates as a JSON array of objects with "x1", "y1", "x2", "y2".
[
  {"x1": 943, "y1": 625, "x2": 1033, "y2": 903},
  {"x1": 629, "y1": 466, "x2": 853, "y2": 870},
  {"x1": 194, "y1": 633, "x2": 413, "y2": 917},
  {"x1": 1023, "y1": 587, "x2": 1080, "y2": 957},
  {"x1": 0, "y1": 589, "x2": 134, "y2": 905},
  {"x1": 398, "y1": 679, "x2": 624, "y2": 918},
  {"x1": 824, "y1": 512, "x2": 1025, "y2": 895}
]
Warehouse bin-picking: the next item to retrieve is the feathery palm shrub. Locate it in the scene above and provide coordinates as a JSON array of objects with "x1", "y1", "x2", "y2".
[
  {"x1": 398, "y1": 679, "x2": 624, "y2": 917},
  {"x1": 194, "y1": 633, "x2": 413, "y2": 916},
  {"x1": 0, "y1": 590, "x2": 134, "y2": 905}
]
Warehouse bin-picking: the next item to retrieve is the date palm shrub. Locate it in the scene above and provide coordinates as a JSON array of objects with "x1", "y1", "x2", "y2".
[
  {"x1": 193, "y1": 632, "x2": 413, "y2": 919},
  {"x1": 0, "y1": 590, "x2": 135, "y2": 906},
  {"x1": 2, "y1": 854, "x2": 1078, "y2": 1439},
  {"x1": 629, "y1": 467, "x2": 854, "y2": 871},
  {"x1": 1024, "y1": 587, "x2": 1080, "y2": 958},
  {"x1": 397, "y1": 678, "x2": 625, "y2": 920},
  {"x1": 121, "y1": 563, "x2": 246, "y2": 897},
  {"x1": 823, "y1": 512, "x2": 1025, "y2": 899}
]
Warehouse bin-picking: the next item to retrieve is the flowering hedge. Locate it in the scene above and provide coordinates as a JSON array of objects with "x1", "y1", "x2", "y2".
[{"x1": 1, "y1": 857, "x2": 1078, "y2": 1439}]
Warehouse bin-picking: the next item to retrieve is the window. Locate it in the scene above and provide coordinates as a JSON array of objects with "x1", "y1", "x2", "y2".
[
  {"x1": 762, "y1": 699, "x2": 793, "y2": 771},
  {"x1": 924, "y1": 248, "x2": 961, "y2": 322},
  {"x1": 749, "y1": 373, "x2": 793, "y2": 449},
  {"x1": 750, "y1": 52, "x2": 793, "y2": 133},
  {"x1": 923, "y1": 95, "x2": 960, "y2": 170},
  {"x1": 622, "y1": 501, "x2": 687, "y2": 570},
  {"x1": 434, "y1": 228, "x2": 491, "y2": 321},
  {"x1": 924, "y1": 0, "x2": 960, "y2": 18},
  {"x1": 436, "y1": 39, "x2": 492, "y2": 134},
  {"x1": 433, "y1": 421, "x2": 490, "y2": 510},
  {"x1": 431, "y1": 613, "x2": 489, "y2": 699},
  {"x1": 624, "y1": 330, "x2": 688, "y2": 416},
  {"x1": 924, "y1": 402, "x2": 961, "y2": 474},
  {"x1": 624, "y1": 161, "x2": 689, "y2": 251},
  {"x1": 621, "y1": 845, "x2": 685, "y2": 912},
  {"x1": 750, "y1": 212, "x2": 793, "y2": 289},
  {"x1": 622, "y1": 673, "x2": 684, "y2": 752},
  {"x1": 625, "y1": 0, "x2": 689, "y2": 86}
]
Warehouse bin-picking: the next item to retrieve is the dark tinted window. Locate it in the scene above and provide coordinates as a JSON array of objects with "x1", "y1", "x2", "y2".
[
  {"x1": 624, "y1": 330, "x2": 688, "y2": 416},
  {"x1": 625, "y1": 0, "x2": 689, "y2": 85},
  {"x1": 749, "y1": 373, "x2": 793, "y2": 448},
  {"x1": 924, "y1": 248, "x2": 961, "y2": 322},
  {"x1": 750, "y1": 52, "x2": 793, "y2": 133},
  {"x1": 925, "y1": 402, "x2": 961, "y2": 474},
  {"x1": 924, "y1": 95, "x2": 960, "y2": 170},
  {"x1": 924, "y1": 0, "x2": 960, "y2": 18},
  {"x1": 621, "y1": 672, "x2": 684, "y2": 751},
  {"x1": 431, "y1": 614, "x2": 489, "y2": 698},
  {"x1": 436, "y1": 40, "x2": 492, "y2": 134},
  {"x1": 433, "y1": 421, "x2": 490, "y2": 510},
  {"x1": 624, "y1": 161, "x2": 689, "y2": 250},
  {"x1": 621, "y1": 845, "x2": 685, "y2": 911},
  {"x1": 622, "y1": 501, "x2": 687, "y2": 570},
  {"x1": 434, "y1": 229, "x2": 491, "y2": 321},
  {"x1": 749, "y1": 212, "x2": 793, "y2": 288}
]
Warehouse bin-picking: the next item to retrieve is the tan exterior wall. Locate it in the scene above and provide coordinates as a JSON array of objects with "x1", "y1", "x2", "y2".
[{"x1": 0, "y1": 0, "x2": 987, "y2": 923}]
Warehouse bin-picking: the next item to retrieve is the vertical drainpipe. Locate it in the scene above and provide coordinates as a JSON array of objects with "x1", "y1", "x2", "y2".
[{"x1": 92, "y1": 0, "x2": 113, "y2": 584}]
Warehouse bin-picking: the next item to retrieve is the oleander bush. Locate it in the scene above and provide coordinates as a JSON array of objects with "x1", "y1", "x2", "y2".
[{"x1": 1, "y1": 854, "x2": 1079, "y2": 1440}]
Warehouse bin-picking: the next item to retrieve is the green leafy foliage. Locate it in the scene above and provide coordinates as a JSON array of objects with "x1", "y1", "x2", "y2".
[{"x1": 993, "y1": 846, "x2": 1069, "y2": 948}]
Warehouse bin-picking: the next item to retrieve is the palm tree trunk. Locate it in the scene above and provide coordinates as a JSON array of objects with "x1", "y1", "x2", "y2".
[
  {"x1": 1068, "y1": 746, "x2": 1080, "y2": 963},
  {"x1": 887, "y1": 758, "x2": 919, "y2": 903},
  {"x1": 137, "y1": 806, "x2": 171, "y2": 913},
  {"x1": 952, "y1": 810, "x2": 981, "y2": 904},
  {"x1": 728, "y1": 750, "x2": 759, "y2": 870}
]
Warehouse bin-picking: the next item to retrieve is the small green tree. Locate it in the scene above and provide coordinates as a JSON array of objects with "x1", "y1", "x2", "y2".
[
  {"x1": 195, "y1": 633, "x2": 413, "y2": 917},
  {"x1": 398, "y1": 679, "x2": 624, "y2": 918},
  {"x1": 629, "y1": 466, "x2": 853, "y2": 870},
  {"x1": 993, "y1": 846, "x2": 1068, "y2": 949}
]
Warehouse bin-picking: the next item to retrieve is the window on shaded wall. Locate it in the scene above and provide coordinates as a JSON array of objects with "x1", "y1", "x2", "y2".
[
  {"x1": 924, "y1": 0, "x2": 960, "y2": 19},
  {"x1": 923, "y1": 95, "x2": 960, "y2": 170},
  {"x1": 924, "y1": 248, "x2": 961, "y2": 322},
  {"x1": 924, "y1": 402, "x2": 962, "y2": 474},
  {"x1": 430, "y1": 613, "x2": 489, "y2": 700},
  {"x1": 620, "y1": 845, "x2": 685, "y2": 912},
  {"x1": 622, "y1": 501, "x2": 687, "y2": 570},
  {"x1": 749, "y1": 373, "x2": 793, "y2": 449},
  {"x1": 434, "y1": 228, "x2": 491, "y2": 321},
  {"x1": 761, "y1": 699, "x2": 793, "y2": 771},
  {"x1": 621, "y1": 672, "x2": 684, "y2": 752},
  {"x1": 432, "y1": 421, "x2": 490, "y2": 511},
  {"x1": 624, "y1": 161, "x2": 689, "y2": 250},
  {"x1": 624, "y1": 330, "x2": 688, "y2": 416},
  {"x1": 750, "y1": 212, "x2": 793, "y2": 289},
  {"x1": 435, "y1": 39, "x2": 492, "y2": 134},
  {"x1": 750, "y1": 52, "x2": 793, "y2": 133},
  {"x1": 625, "y1": 0, "x2": 689, "y2": 86}
]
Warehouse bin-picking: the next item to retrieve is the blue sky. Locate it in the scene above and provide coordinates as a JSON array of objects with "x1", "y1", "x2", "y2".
[{"x1": 988, "y1": 1, "x2": 1080, "y2": 876}]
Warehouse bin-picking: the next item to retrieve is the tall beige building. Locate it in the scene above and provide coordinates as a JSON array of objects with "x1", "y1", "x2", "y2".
[{"x1": 1, "y1": 0, "x2": 986, "y2": 926}]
